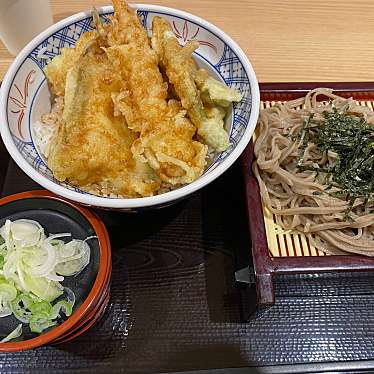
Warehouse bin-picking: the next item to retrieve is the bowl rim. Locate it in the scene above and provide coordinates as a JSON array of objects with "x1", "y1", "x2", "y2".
[
  {"x1": 0, "y1": 4, "x2": 260, "y2": 209},
  {"x1": 52, "y1": 260, "x2": 112, "y2": 343},
  {"x1": 52, "y1": 290, "x2": 110, "y2": 345},
  {"x1": 0, "y1": 190, "x2": 111, "y2": 352}
]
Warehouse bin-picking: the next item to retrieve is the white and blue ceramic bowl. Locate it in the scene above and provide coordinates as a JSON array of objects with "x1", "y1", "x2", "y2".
[{"x1": 0, "y1": 4, "x2": 259, "y2": 210}]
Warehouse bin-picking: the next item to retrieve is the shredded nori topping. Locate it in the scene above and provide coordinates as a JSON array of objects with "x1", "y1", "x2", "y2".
[{"x1": 297, "y1": 106, "x2": 374, "y2": 217}]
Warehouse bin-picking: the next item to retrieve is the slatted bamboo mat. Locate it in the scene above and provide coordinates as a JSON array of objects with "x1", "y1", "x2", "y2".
[{"x1": 259, "y1": 100, "x2": 374, "y2": 257}]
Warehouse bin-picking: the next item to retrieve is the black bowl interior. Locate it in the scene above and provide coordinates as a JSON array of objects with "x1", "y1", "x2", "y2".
[{"x1": 0, "y1": 197, "x2": 100, "y2": 341}]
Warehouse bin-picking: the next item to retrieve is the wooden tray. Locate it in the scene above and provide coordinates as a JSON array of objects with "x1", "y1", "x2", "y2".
[{"x1": 243, "y1": 82, "x2": 374, "y2": 306}]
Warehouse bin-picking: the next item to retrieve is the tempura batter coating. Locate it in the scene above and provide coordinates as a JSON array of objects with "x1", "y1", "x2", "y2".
[
  {"x1": 151, "y1": 17, "x2": 229, "y2": 152},
  {"x1": 151, "y1": 17, "x2": 242, "y2": 152},
  {"x1": 108, "y1": 1, "x2": 207, "y2": 185},
  {"x1": 44, "y1": 31, "x2": 97, "y2": 96},
  {"x1": 48, "y1": 40, "x2": 160, "y2": 197}
]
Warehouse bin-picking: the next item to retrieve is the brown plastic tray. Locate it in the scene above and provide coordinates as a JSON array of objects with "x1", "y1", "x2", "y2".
[{"x1": 243, "y1": 82, "x2": 374, "y2": 307}]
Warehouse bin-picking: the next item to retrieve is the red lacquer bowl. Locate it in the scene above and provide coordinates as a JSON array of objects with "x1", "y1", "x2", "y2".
[{"x1": 0, "y1": 190, "x2": 111, "y2": 351}]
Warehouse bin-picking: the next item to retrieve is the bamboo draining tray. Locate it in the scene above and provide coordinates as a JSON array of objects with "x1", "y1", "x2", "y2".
[{"x1": 243, "y1": 82, "x2": 374, "y2": 306}]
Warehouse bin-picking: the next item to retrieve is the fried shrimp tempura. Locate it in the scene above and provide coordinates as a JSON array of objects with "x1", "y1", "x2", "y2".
[
  {"x1": 107, "y1": 0, "x2": 207, "y2": 185},
  {"x1": 151, "y1": 17, "x2": 242, "y2": 152}
]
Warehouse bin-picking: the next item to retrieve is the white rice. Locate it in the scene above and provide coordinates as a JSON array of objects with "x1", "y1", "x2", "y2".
[{"x1": 33, "y1": 97, "x2": 63, "y2": 159}]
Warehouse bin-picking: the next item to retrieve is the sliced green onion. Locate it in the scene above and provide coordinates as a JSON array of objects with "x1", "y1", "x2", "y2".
[
  {"x1": 0, "y1": 219, "x2": 91, "y2": 339},
  {"x1": 10, "y1": 220, "x2": 43, "y2": 248},
  {"x1": 46, "y1": 233, "x2": 71, "y2": 242},
  {"x1": 0, "y1": 281, "x2": 17, "y2": 318},
  {"x1": 49, "y1": 300, "x2": 73, "y2": 320},
  {"x1": 1, "y1": 323, "x2": 22, "y2": 342},
  {"x1": 16, "y1": 261, "x2": 27, "y2": 291},
  {"x1": 22, "y1": 273, "x2": 63, "y2": 302},
  {"x1": 64, "y1": 287, "x2": 75, "y2": 306},
  {"x1": 11, "y1": 293, "x2": 34, "y2": 323},
  {"x1": 55, "y1": 240, "x2": 90, "y2": 276},
  {"x1": 3, "y1": 252, "x2": 20, "y2": 287},
  {"x1": 25, "y1": 241, "x2": 58, "y2": 278},
  {"x1": 29, "y1": 300, "x2": 52, "y2": 316},
  {"x1": 1, "y1": 220, "x2": 12, "y2": 251},
  {"x1": 29, "y1": 312, "x2": 56, "y2": 333},
  {"x1": 45, "y1": 272, "x2": 64, "y2": 282},
  {"x1": 0, "y1": 280, "x2": 17, "y2": 300}
]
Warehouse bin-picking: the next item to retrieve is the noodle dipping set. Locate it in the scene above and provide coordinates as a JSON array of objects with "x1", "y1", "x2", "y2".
[
  {"x1": 241, "y1": 82, "x2": 374, "y2": 306},
  {"x1": 1, "y1": 1, "x2": 374, "y2": 372}
]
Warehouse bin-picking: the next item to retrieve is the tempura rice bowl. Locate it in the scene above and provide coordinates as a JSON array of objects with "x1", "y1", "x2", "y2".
[{"x1": 0, "y1": 4, "x2": 259, "y2": 210}]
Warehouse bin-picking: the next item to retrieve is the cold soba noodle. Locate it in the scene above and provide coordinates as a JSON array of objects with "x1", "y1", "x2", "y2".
[{"x1": 253, "y1": 88, "x2": 374, "y2": 256}]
